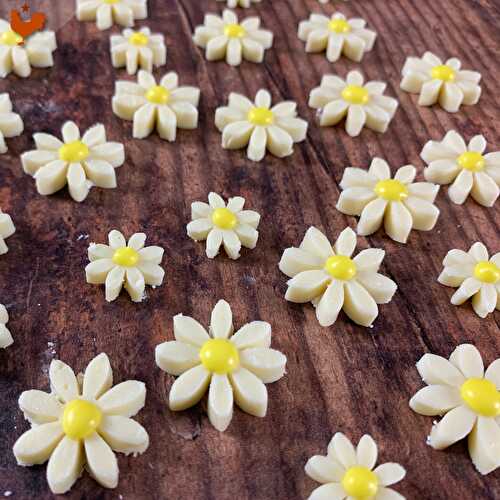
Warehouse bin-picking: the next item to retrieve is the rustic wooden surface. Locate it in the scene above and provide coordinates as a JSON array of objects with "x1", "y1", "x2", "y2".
[{"x1": 0, "y1": 0, "x2": 499, "y2": 498}]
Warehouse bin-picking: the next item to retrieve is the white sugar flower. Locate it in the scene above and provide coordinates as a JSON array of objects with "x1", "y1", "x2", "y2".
[
  {"x1": 215, "y1": 89, "x2": 308, "y2": 162},
  {"x1": 279, "y1": 227, "x2": 397, "y2": 327},
  {"x1": 112, "y1": 70, "x2": 200, "y2": 141},
  {"x1": 0, "y1": 208, "x2": 15, "y2": 255},
  {"x1": 217, "y1": 0, "x2": 261, "y2": 7},
  {"x1": 193, "y1": 10, "x2": 273, "y2": 67},
  {"x1": 21, "y1": 121, "x2": 125, "y2": 202},
  {"x1": 298, "y1": 12, "x2": 376, "y2": 62},
  {"x1": 0, "y1": 19, "x2": 56, "y2": 78},
  {"x1": 400, "y1": 52, "x2": 481, "y2": 112},
  {"x1": 187, "y1": 192, "x2": 260, "y2": 260},
  {"x1": 13, "y1": 353, "x2": 149, "y2": 494},
  {"x1": 305, "y1": 433, "x2": 406, "y2": 500},
  {"x1": 85, "y1": 229, "x2": 165, "y2": 302},
  {"x1": 0, "y1": 304, "x2": 13, "y2": 349},
  {"x1": 438, "y1": 242, "x2": 499, "y2": 318},
  {"x1": 110, "y1": 27, "x2": 166, "y2": 75},
  {"x1": 336, "y1": 158, "x2": 440, "y2": 243},
  {"x1": 309, "y1": 71, "x2": 398, "y2": 137},
  {"x1": 76, "y1": 0, "x2": 147, "y2": 31},
  {"x1": 421, "y1": 130, "x2": 499, "y2": 207},
  {"x1": 0, "y1": 93, "x2": 23, "y2": 153},
  {"x1": 410, "y1": 344, "x2": 500, "y2": 475},
  {"x1": 155, "y1": 300, "x2": 287, "y2": 432}
]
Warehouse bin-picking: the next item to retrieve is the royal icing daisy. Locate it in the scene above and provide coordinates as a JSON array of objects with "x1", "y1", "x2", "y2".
[
  {"x1": 410, "y1": 344, "x2": 500, "y2": 475},
  {"x1": 155, "y1": 300, "x2": 287, "y2": 432},
  {"x1": 400, "y1": 52, "x2": 481, "y2": 112},
  {"x1": 0, "y1": 209, "x2": 15, "y2": 255},
  {"x1": 110, "y1": 27, "x2": 166, "y2": 75},
  {"x1": 193, "y1": 10, "x2": 273, "y2": 67},
  {"x1": 215, "y1": 89, "x2": 308, "y2": 162},
  {"x1": 21, "y1": 121, "x2": 125, "y2": 203},
  {"x1": 13, "y1": 353, "x2": 149, "y2": 493},
  {"x1": 187, "y1": 192, "x2": 260, "y2": 260},
  {"x1": 336, "y1": 158, "x2": 440, "y2": 243},
  {"x1": 0, "y1": 304, "x2": 13, "y2": 349},
  {"x1": 85, "y1": 229, "x2": 165, "y2": 302},
  {"x1": 305, "y1": 433, "x2": 406, "y2": 500},
  {"x1": 112, "y1": 70, "x2": 200, "y2": 141},
  {"x1": 0, "y1": 19, "x2": 56, "y2": 78},
  {"x1": 279, "y1": 227, "x2": 397, "y2": 327},
  {"x1": 76, "y1": 0, "x2": 147, "y2": 31},
  {"x1": 0, "y1": 93, "x2": 23, "y2": 153},
  {"x1": 421, "y1": 130, "x2": 499, "y2": 207},
  {"x1": 309, "y1": 71, "x2": 398, "y2": 137},
  {"x1": 217, "y1": 0, "x2": 260, "y2": 7},
  {"x1": 298, "y1": 12, "x2": 376, "y2": 63},
  {"x1": 438, "y1": 242, "x2": 499, "y2": 318}
]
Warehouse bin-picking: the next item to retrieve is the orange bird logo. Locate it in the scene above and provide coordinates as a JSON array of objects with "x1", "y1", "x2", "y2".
[{"x1": 10, "y1": 3, "x2": 46, "y2": 43}]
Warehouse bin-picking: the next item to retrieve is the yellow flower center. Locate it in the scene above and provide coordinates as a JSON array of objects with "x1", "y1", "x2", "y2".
[
  {"x1": 431, "y1": 64, "x2": 456, "y2": 82},
  {"x1": 324, "y1": 255, "x2": 357, "y2": 281},
  {"x1": 460, "y1": 378, "x2": 500, "y2": 417},
  {"x1": 473, "y1": 261, "x2": 500, "y2": 284},
  {"x1": 341, "y1": 85, "x2": 370, "y2": 105},
  {"x1": 328, "y1": 18, "x2": 351, "y2": 34},
  {"x1": 0, "y1": 30, "x2": 23, "y2": 46},
  {"x1": 374, "y1": 179, "x2": 408, "y2": 202},
  {"x1": 104, "y1": 0, "x2": 120, "y2": 4},
  {"x1": 62, "y1": 400, "x2": 102, "y2": 441},
  {"x1": 457, "y1": 151, "x2": 485, "y2": 172},
  {"x1": 146, "y1": 85, "x2": 170, "y2": 105},
  {"x1": 247, "y1": 107, "x2": 274, "y2": 126},
  {"x1": 199, "y1": 338, "x2": 240, "y2": 374},
  {"x1": 211, "y1": 207, "x2": 238, "y2": 230},
  {"x1": 341, "y1": 466, "x2": 379, "y2": 499},
  {"x1": 224, "y1": 23, "x2": 246, "y2": 38},
  {"x1": 112, "y1": 247, "x2": 139, "y2": 267},
  {"x1": 58, "y1": 141, "x2": 89, "y2": 163},
  {"x1": 128, "y1": 32, "x2": 149, "y2": 46}
]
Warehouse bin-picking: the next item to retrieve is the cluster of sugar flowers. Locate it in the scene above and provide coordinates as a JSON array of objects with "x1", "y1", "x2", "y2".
[
  {"x1": 0, "y1": 208, "x2": 15, "y2": 255},
  {"x1": 438, "y1": 242, "x2": 499, "y2": 318},
  {"x1": 112, "y1": 70, "x2": 200, "y2": 141},
  {"x1": 85, "y1": 229, "x2": 165, "y2": 302},
  {"x1": 279, "y1": 227, "x2": 397, "y2": 327},
  {"x1": 187, "y1": 192, "x2": 261, "y2": 260},
  {"x1": 155, "y1": 300, "x2": 287, "y2": 432},
  {"x1": 410, "y1": 344, "x2": 500, "y2": 475},
  {"x1": 0, "y1": 93, "x2": 24, "y2": 153},
  {"x1": 76, "y1": 0, "x2": 147, "y2": 30},
  {"x1": 0, "y1": 304, "x2": 13, "y2": 349},
  {"x1": 13, "y1": 353, "x2": 149, "y2": 493},
  {"x1": 21, "y1": 121, "x2": 125, "y2": 202}
]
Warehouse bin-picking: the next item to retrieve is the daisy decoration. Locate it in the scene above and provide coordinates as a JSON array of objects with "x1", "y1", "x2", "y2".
[
  {"x1": 0, "y1": 209, "x2": 15, "y2": 255},
  {"x1": 76, "y1": 0, "x2": 147, "y2": 31},
  {"x1": 0, "y1": 93, "x2": 23, "y2": 152},
  {"x1": 0, "y1": 304, "x2": 13, "y2": 349}
]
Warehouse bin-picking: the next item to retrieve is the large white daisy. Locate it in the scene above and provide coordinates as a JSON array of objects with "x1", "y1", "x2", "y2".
[
  {"x1": 0, "y1": 93, "x2": 23, "y2": 153},
  {"x1": 279, "y1": 226, "x2": 397, "y2": 327},
  {"x1": 410, "y1": 344, "x2": 500, "y2": 475},
  {"x1": 0, "y1": 208, "x2": 15, "y2": 255},
  {"x1": 155, "y1": 300, "x2": 287, "y2": 432},
  {"x1": 76, "y1": 0, "x2": 147, "y2": 31},
  {"x1": 0, "y1": 304, "x2": 13, "y2": 349},
  {"x1": 13, "y1": 353, "x2": 149, "y2": 493}
]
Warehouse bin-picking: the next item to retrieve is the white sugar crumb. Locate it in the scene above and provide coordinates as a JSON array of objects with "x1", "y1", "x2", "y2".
[{"x1": 76, "y1": 233, "x2": 89, "y2": 241}]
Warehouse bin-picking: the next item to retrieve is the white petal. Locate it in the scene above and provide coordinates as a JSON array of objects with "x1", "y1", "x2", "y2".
[
  {"x1": 403, "y1": 196, "x2": 439, "y2": 231},
  {"x1": 98, "y1": 380, "x2": 146, "y2": 417},
  {"x1": 229, "y1": 367, "x2": 267, "y2": 417},
  {"x1": 128, "y1": 232, "x2": 147, "y2": 250},
  {"x1": 279, "y1": 247, "x2": 323, "y2": 278},
  {"x1": 82, "y1": 353, "x2": 113, "y2": 400},
  {"x1": 449, "y1": 169, "x2": 473, "y2": 204},
  {"x1": 343, "y1": 280, "x2": 378, "y2": 327},
  {"x1": 368, "y1": 158, "x2": 391, "y2": 180},
  {"x1": 49, "y1": 360, "x2": 79, "y2": 403},
  {"x1": 231, "y1": 321, "x2": 272, "y2": 350},
  {"x1": 384, "y1": 201, "x2": 413, "y2": 243},
  {"x1": 169, "y1": 365, "x2": 211, "y2": 411},
  {"x1": 356, "y1": 434, "x2": 378, "y2": 469},
  {"x1": 247, "y1": 126, "x2": 267, "y2": 162},
  {"x1": 85, "y1": 259, "x2": 115, "y2": 284},
  {"x1": 305, "y1": 455, "x2": 344, "y2": 483},
  {"x1": 187, "y1": 218, "x2": 212, "y2": 241},
  {"x1": 485, "y1": 359, "x2": 500, "y2": 389},
  {"x1": 345, "y1": 104, "x2": 366, "y2": 137},
  {"x1": 471, "y1": 283, "x2": 497, "y2": 318},
  {"x1": 471, "y1": 172, "x2": 499, "y2": 207},
  {"x1": 429, "y1": 405, "x2": 476, "y2": 449},
  {"x1": 374, "y1": 463, "x2": 406, "y2": 486},
  {"x1": 300, "y1": 226, "x2": 333, "y2": 261},
  {"x1": 328, "y1": 432, "x2": 356, "y2": 468},
  {"x1": 308, "y1": 483, "x2": 346, "y2": 500},
  {"x1": 226, "y1": 196, "x2": 245, "y2": 213},
  {"x1": 46, "y1": 437, "x2": 82, "y2": 495},
  {"x1": 222, "y1": 229, "x2": 242, "y2": 260},
  {"x1": 98, "y1": 415, "x2": 149, "y2": 454},
  {"x1": 468, "y1": 416, "x2": 500, "y2": 475},
  {"x1": 376, "y1": 487, "x2": 406, "y2": 500},
  {"x1": 409, "y1": 385, "x2": 462, "y2": 416},
  {"x1": 394, "y1": 165, "x2": 416, "y2": 184},
  {"x1": 449, "y1": 344, "x2": 484, "y2": 379},
  {"x1": 210, "y1": 299, "x2": 233, "y2": 339},
  {"x1": 82, "y1": 124, "x2": 105, "y2": 147},
  {"x1": 61, "y1": 121, "x2": 80, "y2": 143},
  {"x1": 334, "y1": 227, "x2": 357, "y2": 257},
  {"x1": 234, "y1": 224, "x2": 259, "y2": 249},
  {"x1": 285, "y1": 270, "x2": 330, "y2": 303},
  {"x1": 355, "y1": 273, "x2": 397, "y2": 304},
  {"x1": 336, "y1": 187, "x2": 377, "y2": 216},
  {"x1": 84, "y1": 160, "x2": 116, "y2": 189},
  {"x1": 357, "y1": 198, "x2": 387, "y2": 236},
  {"x1": 105, "y1": 266, "x2": 125, "y2": 302},
  {"x1": 239, "y1": 347, "x2": 286, "y2": 383},
  {"x1": 13, "y1": 422, "x2": 64, "y2": 466},
  {"x1": 416, "y1": 353, "x2": 465, "y2": 387},
  {"x1": 353, "y1": 249, "x2": 385, "y2": 273},
  {"x1": 469, "y1": 242, "x2": 489, "y2": 262},
  {"x1": 206, "y1": 228, "x2": 223, "y2": 259},
  {"x1": 316, "y1": 280, "x2": 344, "y2": 327},
  {"x1": 255, "y1": 89, "x2": 271, "y2": 108},
  {"x1": 108, "y1": 230, "x2": 126, "y2": 249},
  {"x1": 208, "y1": 374, "x2": 233, "y2": 432},
  {"x1": 155, "y1": 341, "x2": 200, "y2": 376},
  {"x1": 84, "y1": 433, "x2": 119, "y2": 489},
  {"x1": 18, "y1": 390, "x2": 63, "y2": 424},
  {"x1": 173, "y1": 313, "x2": 210, "y2": 346},
  {"x1": 125, "y1": 267, "x2": 145, "y2": 302},
  {"x1": 450, "y1": 277, "x2": 482, "y2": 306}
]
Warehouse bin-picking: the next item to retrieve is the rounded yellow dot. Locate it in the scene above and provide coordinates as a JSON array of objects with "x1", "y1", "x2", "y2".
[
  {"x1": 431, "y1": 64, "x2": 456, "y2": 82},
  {"x1": 328, "y1": 18, "x2": 351, "y2": 34},
  {"x1": 473, "y1": 261, "x2": 500, "y2": 284},
  {"x1": 341, "y1": 85, "x2": 370, "y2": 105},
  {"x1": 62, "y1": 400, "x2": 102, "y2": 441},
  {"x1": 104, "y1": 0, "x2": 120, "y2": 4},
  {"x1": 211, "y1": 208, "x2": 238, "y2": 230},
  {"x1": 199, "y1": 338, "x2": 240, "y2": 375},
  {"x1": 0, "y1": 30, "x2": 23, "y2": 46},
  {"x1": 112, "y1": 247, "x2": 140, "y2": 267},
  {"x1": 374, "y1": 179, "x2": 409, "y2": 202},
  {"x1": 458, "y1": 151, "x2": 485, "y2": 172},
  {"x1": 129, "y1": 32, "x2": 149, "y2": 46},
  {"x1": 324, "y1": 255, "x2": 357, "y2": 281},
  {"x1": 460, "y1": 378, "x2": 500, "y2": 417},
  {"x1": 58, "y1": 141, "x2": 89, "y2": 163},
  {"x1": 247, "y1": 107, "x2": 274, "y2": 127},
  {"x1": 341, "y1": 466, "x2": 379, "y2": 499},
  {"x1": 146, "y1": 85, "x2": 170, "y2": 105},
  {"x1": 224, "y1": 23, "x2": 246, "y2": 38}
]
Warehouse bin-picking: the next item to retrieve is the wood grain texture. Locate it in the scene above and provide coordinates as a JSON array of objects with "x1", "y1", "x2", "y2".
[{"x1": 0, "y1": 0, "x2": 499, "y2": 498}]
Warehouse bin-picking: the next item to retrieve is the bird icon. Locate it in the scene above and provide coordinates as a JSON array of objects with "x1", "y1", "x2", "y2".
[{"x1": 10, "y1": 5, "x2": 46, "y2": 43}]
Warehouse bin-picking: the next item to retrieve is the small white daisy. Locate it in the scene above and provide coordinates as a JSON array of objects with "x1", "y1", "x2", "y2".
[
  {"x1": 0, "y1": 93, "x2": 23, "y2": 152},
  {"x1": 0, "y1": 304, "x2": 13, "y2": 349},
  {"x1": 76, "y1": 0, "x2": 147, "y2": 31},
  {"x1": 0, "y1": 208, "x2": 15, "y2": 255}
]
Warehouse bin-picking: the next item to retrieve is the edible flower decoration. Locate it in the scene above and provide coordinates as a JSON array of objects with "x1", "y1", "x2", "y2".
[
  {"x1": 279, "y1": 226, "x2": 397, "y2": 327},
  {"x1": 410, "y1": 344, "x2": 500, "y2": 475},
  {"x1": 0, "y1": 93, "x2": 23, "y2": 152},
  {"x1": 0, "y1": 304, "x2": 13, "y2": 349},
  {"x1": 76, "y1": 0, "x2": 147, "y2": 31},
  {"x1": 155, "y1": 300, "x2": 287, "y2": 432},
  {"x1": 13, "y1": 353, "x2": 149, "y2": 493},
  {"x1": 0, "y1": 209, "x2": 15, "y2": 255}
]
